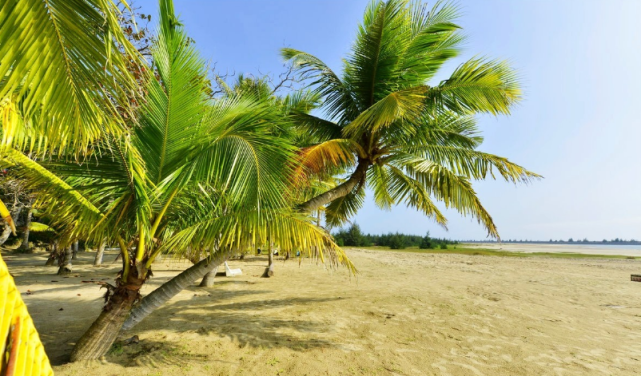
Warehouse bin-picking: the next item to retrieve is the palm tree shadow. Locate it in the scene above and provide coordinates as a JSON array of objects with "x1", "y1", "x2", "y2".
[{"x1": 127, "y1": 293, "x2": 344, "y2": 353}]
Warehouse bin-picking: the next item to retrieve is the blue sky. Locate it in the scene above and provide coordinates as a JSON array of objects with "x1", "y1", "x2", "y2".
[{"x1": 136, "y1": 0, "x2": 641, "y2": 240}]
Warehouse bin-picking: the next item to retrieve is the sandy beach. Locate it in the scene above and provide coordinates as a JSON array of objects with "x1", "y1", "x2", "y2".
[
  {"x1": 5, "y1": 246, "x2": 641, "y2": 375},
  {"x1": 466, "y1": 243, "x2": 641, "y2": 257}
]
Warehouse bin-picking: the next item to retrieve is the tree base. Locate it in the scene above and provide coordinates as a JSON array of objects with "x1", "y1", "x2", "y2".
[
  {"x1": 57, "y1": 265, "x2": 72, "y2": 275},
  {"x1": 70, "y1": 285, "x2": 139, "y2": 361},
  {"x1": 261, "y1": 267, "x2": 274, "y2": 278}
]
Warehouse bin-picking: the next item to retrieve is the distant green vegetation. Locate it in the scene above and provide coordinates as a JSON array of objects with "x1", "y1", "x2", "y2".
[{"x1": 333, "y1": 223, "x2": 458, "y2": 250}]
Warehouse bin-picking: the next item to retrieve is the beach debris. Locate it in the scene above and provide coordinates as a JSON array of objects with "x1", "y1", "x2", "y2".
[{"x1": 631, "y1": 274, "x2": 641, "y2": 282}]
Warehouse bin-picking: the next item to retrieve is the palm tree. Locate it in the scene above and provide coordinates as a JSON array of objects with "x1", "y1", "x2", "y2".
[
  {"x1": 2, "y1": 0, "x2": 351, "y2": 361},
  {"x1": 284, "y1": 0, "x2": 540, "y2": 237}
]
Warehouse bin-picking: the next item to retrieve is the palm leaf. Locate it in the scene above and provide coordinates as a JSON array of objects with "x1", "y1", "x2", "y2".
[
  {"x1": 429, "y1": 57, "x2": 521, "y2": 115},
  {"x1": 324, "y1": 187, "x2": 366, "y2": 228},
  {"x1": 0, "y1": 0, "x2": 142, "y2": 151},
  {"x1": 281, "y1": 48, "x2": 360, "y2": 124},
  {"x1": 397, "y1": 145, "x2": 541, "y2": 183},
  {"x1": 0, "y1": 253, "x2": 54, "y2": 375}
]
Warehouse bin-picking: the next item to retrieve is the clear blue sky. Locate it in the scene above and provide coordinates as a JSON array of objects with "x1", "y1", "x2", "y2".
[{"x1": 136, "y1": 0, "x2": 641, "y2": 241}]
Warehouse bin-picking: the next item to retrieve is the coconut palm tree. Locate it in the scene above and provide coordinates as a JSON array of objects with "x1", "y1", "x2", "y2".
[
  {"x1": 1, "y1": 0, "x2": 351, "y2": 361},
  {"x1": 284, "y1": 0, "x2": 540, "y2": 237}
]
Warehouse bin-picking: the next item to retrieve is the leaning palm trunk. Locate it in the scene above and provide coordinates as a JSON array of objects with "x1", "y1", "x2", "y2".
[
  {"x1": 121, "y1": 252, "x2": 228, "y2": 331},
  {"x1": 57, "y1": 246, "x2": 72, "y2": 275},
  {"x1": 199, "y1": 265, "x2": 219, "y2": 287},
  {"x1": 70, "y1": 271, "x2": 146, "y2": 361},
  {"x1": 93, "y1": 241, "x2": 106, "y2": 266},
  {"x1": 298, "y1": 162, "x2": 369, "y2": 213}
]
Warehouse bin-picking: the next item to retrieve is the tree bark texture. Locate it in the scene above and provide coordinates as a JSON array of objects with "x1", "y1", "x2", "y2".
[
  {"x1": 262, "y1": 236, "x2": 274, "y2": 278},
  {"x1": 93, "y1": 241, "x2": 106, "y2": 266},
  {"x1": 199, "y1": 265, "x2": 219, "y2": 287},
  {"x1": 69, "y1": 272, "x2": 145, "y2": 361},
  {"x1": 18, "y1": 206, "x2": 32, "y2": 252},
  {"x1": 71, "y1": 240, "x2": 79, "y2": 260},
  {"x1": 57, "y1": 246, "x2": 73, "y2": 275}
]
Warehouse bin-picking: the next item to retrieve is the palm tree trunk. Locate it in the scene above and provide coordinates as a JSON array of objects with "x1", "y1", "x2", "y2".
[
  {"x1": 57, "y1": 246, "x2": 72, "y2": 275},
  {"x1": 18, "y1": 205, "x2": 33, "y2": 252},
  {"x1": 93, "y1": 241, "x2": 106, "y2": 266},
  {"x1": 199, "y1": 265, "x2": 219, "y2": 287},
  {"x1": 121, "y1": 252, "x2": 228, "y2": 331},
  {"x1": 262, "y1": 236, "x2": 274, "y2": 278},
  {"x1": 298, "y1": 161, "x2": 369, "y2": 213},
  {"x1": 45, "y1": 241, "x2": 58, "y2": 266},
  {"x1": 71, "y1": 240, "x2": 79, "y2": 260},
  {"x1": 0, "y1": 222, "x2": 12, "y2": 246},
  {"x1": 69, "y1": 272, "x2": 145, "y2": 361}
]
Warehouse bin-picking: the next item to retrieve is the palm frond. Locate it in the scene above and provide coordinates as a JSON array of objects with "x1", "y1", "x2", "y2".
[
  {"x1": 0, "y1": 147, "x2": 104, "y2": 243},
  {"x1": 397, "y1": 145, "x2": 541, "y2": 183},
  {"x1": 397, "y1": 1, "x2": 464, "y2": 86},
  {"x1": 290, "y1": 113, "x2": 343, "y2": 142},
  {"x1": 407, "y1": 162, "x2": 498, "y2": 237},
  {"x1": 429, "y1": 58, "x2": 521, "y2": 115},
  {"x1": 324, "y1": 187, "x2": 366, "y2": 228},
  {"x1": 368, "y1": 164, "x2": 395, "y2": 210},
  {"x1": 160, "y1": 208, "x2": 356, "y2": 273},
  {"x1": 0, "y1": 0, "x2": 142, "y2": 151},
  {"x1": 281, "y1": 48, "x2": 360, "y2": 123},
  {"x1": 388, "y1": 111, "x2": 482, "y2": 149},
  {"x1": 295, "y1": 139, "x2": 357, "y2": 181},
  {"x1": 385, "y1": 165, "x2": 447, "y2": 225},
  {"x1": 343, "y1": 86, "x2": 428, "y2": 137},
  {"x1": 136, "y1": 0, "x2": 210, "y2": 185},
  {"x1": 345, "y1": 0, "x2": 409, "y2": 108}
]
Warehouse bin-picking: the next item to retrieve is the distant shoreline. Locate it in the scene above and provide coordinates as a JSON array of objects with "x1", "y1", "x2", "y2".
[
  {"x1": 464, "y1": 242, "x2": 641, "y2": 257},
  {"x1": 464, "y1": 241, "x2": 641, "y2": 245}
]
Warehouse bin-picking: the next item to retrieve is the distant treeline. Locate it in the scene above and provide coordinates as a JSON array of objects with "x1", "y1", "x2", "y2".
[
  {"x1": 332, "y1": 223, "x2": 459, "y2": 250},
  {"x1": 465, "y1": 238, "x2": 641, "y2": 245}
]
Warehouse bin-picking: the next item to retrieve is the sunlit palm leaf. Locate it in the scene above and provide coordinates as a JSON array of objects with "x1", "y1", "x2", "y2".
[{"x1": 0, "y1": 0, "x2": 142, "y2": 151}]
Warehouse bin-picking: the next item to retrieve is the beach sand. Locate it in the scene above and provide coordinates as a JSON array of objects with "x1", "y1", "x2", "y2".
[
  {"x1": 4, "y1": 245, "x2": 641, "y2": 375},
  {"x1": 466, "y1": 243, "x2": 641, "y2": 257}
]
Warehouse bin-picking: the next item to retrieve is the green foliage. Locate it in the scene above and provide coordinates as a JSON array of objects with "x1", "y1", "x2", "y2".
[
  {"x1": 419, "y1": 232, "x2": 433, "y2": 249},
  {"x1": 333, "y1": 223, "x2": 367, "y2": 247},
  {"x1": 0, "y1": 0, "x2": 144, "y2": 152},
  {"x1": 388, "y1": 234, "x2": 406, "y2": 249},
  {"x1": 285, "y1": 0, "x2": 540, "y2": 238},
  {"x1": 334, "y1": 228, "x2": 457, "y2": 250},
  {"x1": 1, "y1": 0, "x2": 354, "y2": 278}
]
